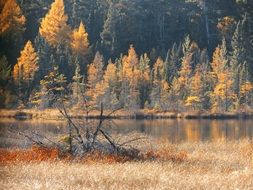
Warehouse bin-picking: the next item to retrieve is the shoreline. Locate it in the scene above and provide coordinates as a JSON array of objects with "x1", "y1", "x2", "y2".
[{"x1": 0, "y1": 109, "x2": 253, "y2": 120}]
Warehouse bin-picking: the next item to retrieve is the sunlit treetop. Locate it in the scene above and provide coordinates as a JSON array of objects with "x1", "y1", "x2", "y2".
[
  {"x1": 0, "y1": 0, "x2": 26, "y2": 36},
  {"x1": 127, "y1": 45, "x2": 138, "y2": 68},
  {"x1": 71, "y1": 21, "x2": 89, "y2": 56},
  {"x1": 13, "y1": 41, "x2": 39, "y2": 84},
  {"x1": 39, "y1": 0, "x2": 70, "y2": 47},
  {"x1": 211, "y1": 39, "x2": 228, "y2": 75},
  {"x1": 153, "y1": 57, "x2": 165, "y2": 82}
]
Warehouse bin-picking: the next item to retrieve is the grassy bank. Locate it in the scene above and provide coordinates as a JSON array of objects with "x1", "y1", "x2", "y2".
[
  {"x1": 1, "y1": 141, "x2": 253, "y2": 189},
  {"x1": 1, "y1": 108, "x2": 253, "y2": 120}
]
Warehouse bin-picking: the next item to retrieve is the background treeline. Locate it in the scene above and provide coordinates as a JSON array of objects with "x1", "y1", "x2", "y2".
[{"x1": 0, "y1": 0, "x2": 253, "y2": 112}]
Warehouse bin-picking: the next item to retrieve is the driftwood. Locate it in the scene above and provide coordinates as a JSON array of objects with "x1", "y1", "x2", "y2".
[{"x1": 14, "y1": 102, "x2": 147, "y2": 159}]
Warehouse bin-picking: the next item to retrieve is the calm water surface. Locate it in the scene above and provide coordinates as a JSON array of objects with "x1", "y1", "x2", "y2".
[{"x1": 1, "y1": 119, "x2": 253, "y2": 148}]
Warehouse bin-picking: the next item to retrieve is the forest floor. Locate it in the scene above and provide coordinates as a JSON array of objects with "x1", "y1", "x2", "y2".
[
  {"x1": 1, "y1": 140, "x2": 253, "y2": 189},
  {"x1": 1, "y1": 108, "x2": 253, "y2": 120}
]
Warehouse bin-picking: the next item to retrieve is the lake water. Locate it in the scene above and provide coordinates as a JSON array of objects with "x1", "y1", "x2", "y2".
[{"x1": 1, "y1": 119, "x2": 253, "y2": 148}]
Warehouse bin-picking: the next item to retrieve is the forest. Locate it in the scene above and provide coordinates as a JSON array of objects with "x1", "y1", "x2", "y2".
[{"x1": 0, "y1": 0, "x2": 253, "y2": 113}]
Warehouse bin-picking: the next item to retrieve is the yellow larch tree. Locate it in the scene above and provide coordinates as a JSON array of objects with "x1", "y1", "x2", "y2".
[
  {"x1": 210, "y1": 40, "x2": 235, "y2": 112},
  {"x1": 71, "y1": 21, "x2": 89, "y2": 56},
  {"x1": 95, "y1": 61, "x2": 119, "y2": 109},
  {"x1": 120, "y1": 45, "x2": 141, "y2": 108},
  {"x1": 0, "y1": 0, "x2": 25, "y2": 36},
  {"x1": 122, "y1": 45, "x2": 139, "y2": 80},
  {"x1": 151, "y1": 57, "x2": 169, "y2": 110},
  {"x1": 153, "y1": 57, "x2": 165, "y2": 82},
  {"x1": 86, "y1": 63, "x2": 97, "y2": 102},
  {"x1": 185, "y1": 65, "x2": 203, "y2": 110},
  {"x1": 86, "y1": 52, "x2": 104, "y2": 107},
  {"x1": 13, "y1": 40, "x2": 39, "y2": 85},
  {"x1": 103, "y1": 61, "x2": 117, "y2": 88},
  {"x1": 39, "y1": 0, "x2": 71, "y2": 47}
]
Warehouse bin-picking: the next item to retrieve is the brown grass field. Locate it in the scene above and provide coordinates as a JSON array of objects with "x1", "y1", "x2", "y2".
[{"x1": 1, "y1": 140, "x2": 253, "y2": 190}]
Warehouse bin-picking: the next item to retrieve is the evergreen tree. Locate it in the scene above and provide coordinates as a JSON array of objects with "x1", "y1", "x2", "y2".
[
  {"x1": 230, "y1": 17, "x2": 247, "y2": 107},
  {"x1": 71, "y1": 63, "x2": 85, "y2": 108},
  {"x1": 0, "y1": 55, "x2": 11, "y2": 87},
  {"x1": 164, "y1": 43, "x2": 181, "y2": 83},
  {"x1": 32, "y1": 66, "x2": 68, "y2": 108},
  {"x1": 0, "y1": 55, "x2": 12, "y2": 108},
  {"x1": 34, "y1": 34, "x2": 52, "y2": 78},
  {"x1": 239, "y1": 63, "x2": 253, "y2": 108},
  {"x1": 139, "y1": 53, "x2": 151, "y2": 108},
  {"x1": 54, "y1": 44, "x2": 73, "y2": 80},
  {"x1": 177, "y1": 54, "x2": 192, "y2": 101},
  {"x1": 100, "y1": 2, "x2": 119, "y2": 57}
]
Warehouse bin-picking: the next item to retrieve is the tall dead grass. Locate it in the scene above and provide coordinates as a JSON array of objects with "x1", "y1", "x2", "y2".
[{"x1": 1, "y1": 140, "x2": 253, "y2": 189}]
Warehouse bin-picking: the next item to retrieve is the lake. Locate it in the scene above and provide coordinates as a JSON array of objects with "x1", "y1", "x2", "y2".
[{"x1": 1, "y1": 119, "x2": 253, "y2": 148}]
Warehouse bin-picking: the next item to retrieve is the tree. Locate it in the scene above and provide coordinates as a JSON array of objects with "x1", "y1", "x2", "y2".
[
  {"x1": 13, "y1": 40, "x2": 39, "y2": 105},
  {"x1": 119, "y1": 45, "x2": 140, "y2": 109},
  {"x1": 39, "y1": 0, "x2": 71, "y2": 47},
  {"x1": 34, "y1": 34, "x2": 52, "y2": 78},
  {"x1": 0, "y1": 55, "x2": 11, "y2": 87},
  {"x1": 0, "y1": 0, "x2": 25, "y2": 37},
  {"x1": 150, "y1": 57, "x2": 169, "y2": 110},
  {"x1": 139, "y1": 53, "x2": 151, "y2": 108},
  {"x1": 177, "y1": 54, "x2": 192, "y2": 100},
  {"x1": 186, "y1": 65, "x2": 204, "y2": 110},
  {"x1": 0, "y1": 55, "x2": 12, "y2": 108},
  {"x1": 96, "y1": 61, "x2": 120, "y2": 109},
  {"x1": 100, "y1": 2, "x2": 119, "y2": 57},
  {"x1": 0, "y1": 0, "x2": 26, "y2": 66},
  {"x1": 32, "y1": 66, "x2": 68, "y2": 108},
  {"x1": 86, "y1": 52, "x2": 104, "y2": 107},
  {"x1": 71, "y1": 63, "x2": 85, "y2": 108},
  {"x1": 71, "y1": 21, "x2": 89, "y2": 56},
  {"x1": 230, "y1": 17, "x2": 246, "y2": 104},
  {"x1": 210, "y1": 39, "x2": 235, "y2": 112},
  {"x1": 13, "y1": 40, "x2": 39, "y2": 86},
  {"x1": 164, "y1": 43, "x2": 181, "y2": 83},
  {"x1": 217, "y1": 16, "x2": 236, "y2": 43},
  {"x1": 239, "y1": 63, "x2": 253, "y2": 108},
  {"x1": 176, "y1": 35, "x2": 194, "y2": 101}
]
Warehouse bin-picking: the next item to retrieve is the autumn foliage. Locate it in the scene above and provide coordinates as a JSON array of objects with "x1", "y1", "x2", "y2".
[
  {"x1": 13, "y1": 40, "x2": 39, "y2": 85},
  {"x1": 0, "y1": 0, "x2": 252, "y2": 112},
  {"x1": 0, "y1": 0, "x2": 25, "y2": 36},
  {"x1": 39, "y1": 0, "x2": 70, "y2": 47},
  {"x1": 71, "y1": 21, "x2": 89, "y2": 56}
]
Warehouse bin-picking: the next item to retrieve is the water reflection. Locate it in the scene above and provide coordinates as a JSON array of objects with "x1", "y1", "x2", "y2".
[
  {"x1": 0, "y1": 119, "x2": 253, "y2": 148},
  {"x1": 111, "y1": 119, "x2": 253, "y2": 143}
]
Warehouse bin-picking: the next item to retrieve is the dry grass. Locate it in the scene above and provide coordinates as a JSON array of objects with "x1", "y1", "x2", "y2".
[
  {"x1": 1, "y1": 140, "x2": 253, "y2": 190},
  {"x1": 1, "y1": 108, "x2": 253, "y2": 120}
]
